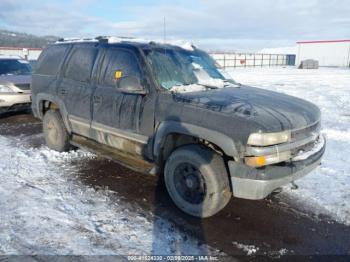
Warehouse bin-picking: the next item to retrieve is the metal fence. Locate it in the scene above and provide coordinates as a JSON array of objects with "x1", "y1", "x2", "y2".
[{"x1": 210, "y1": 52, "x2": 296, "y2": 69}]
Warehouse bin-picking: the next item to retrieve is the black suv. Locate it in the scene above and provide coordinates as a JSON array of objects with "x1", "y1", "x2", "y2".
[{"x1": 31, "y1": 37, "x2": 325, "y2": 217}]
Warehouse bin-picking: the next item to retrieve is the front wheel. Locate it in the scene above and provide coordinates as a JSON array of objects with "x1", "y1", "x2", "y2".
[{"x1": 164, "y1": 145, "x2": 231, "y2": 218}]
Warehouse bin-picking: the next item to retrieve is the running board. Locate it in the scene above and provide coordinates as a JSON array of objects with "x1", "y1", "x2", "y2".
[{"x1": 71, "y1": 135, "x2": 156, "y2": 175}]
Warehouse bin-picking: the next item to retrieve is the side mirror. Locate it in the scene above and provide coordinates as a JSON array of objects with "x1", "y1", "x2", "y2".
[{"x1": 117, "y1": 76, "x2": 147, "y2": 95}]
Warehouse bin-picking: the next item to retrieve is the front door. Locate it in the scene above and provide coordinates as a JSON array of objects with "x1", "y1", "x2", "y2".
[{"x1": 91, "y1": 47, "x2": 147, "y2": 155}]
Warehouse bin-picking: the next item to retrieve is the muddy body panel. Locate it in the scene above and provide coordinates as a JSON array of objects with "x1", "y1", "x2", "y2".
[{"x1": 31, "y1": 39, "x2": 324, "y2": 203}]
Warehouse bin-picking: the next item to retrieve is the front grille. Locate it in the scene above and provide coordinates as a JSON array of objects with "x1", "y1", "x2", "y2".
[
  {"x1": 291, "y1": 139, "x2": 318, "y2": 157},
  {"x1": 291, "y1": 121, "x2": 320, "y2": 140},
  {"x1": 291, "y1": 121, "x2": 320, "y2": 155},
  {"x1": 14, "y1": 83, "x2": 31, "y2": 91}
]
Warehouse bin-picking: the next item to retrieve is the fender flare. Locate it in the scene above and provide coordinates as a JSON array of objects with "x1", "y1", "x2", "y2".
[
  {"x1": 35, "y1": 93, "x2": 72, "y2": 133},
  {"x1": 153, "y1": 120, "x2": 239, "y2": 160}
]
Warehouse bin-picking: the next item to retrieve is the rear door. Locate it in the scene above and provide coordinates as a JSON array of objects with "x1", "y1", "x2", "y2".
[
  {"x1": 58, "y1": 44, "x2": 99, "y2": 137},
  {"x1": 91, "y1": 47, "x2": 148, "y2": 154},
  {"x1": 32, "y1": 44, "x2": 70, "y2": 115}
]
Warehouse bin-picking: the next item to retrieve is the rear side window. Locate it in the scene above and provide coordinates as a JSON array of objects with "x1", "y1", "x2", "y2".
[
  {"x1": 64, "y1": 46, "x2": 98, "y2": 83},
  {"x1": 100, "y1": 49, "x2": 141, "y2": 87},
  {"x1": 35, "y1": 45, "x2": 68, "y2": 75}
]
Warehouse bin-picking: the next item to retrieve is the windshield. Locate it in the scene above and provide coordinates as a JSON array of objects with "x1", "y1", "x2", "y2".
[
  {"x1": 145, "y1": 48, "x2": 235, "y2": 91},
  {"x1": 0, "y1": 59, "x2": 32, "y2": 76}
]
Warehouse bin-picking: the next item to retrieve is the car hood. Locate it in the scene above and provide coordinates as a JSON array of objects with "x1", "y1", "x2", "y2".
[
  {"x1": 0, "y1": 75, "x2": 31, "y2": 85},
  {"x1": 172, "y1": 86, "x2": 321, "y2": 132}
]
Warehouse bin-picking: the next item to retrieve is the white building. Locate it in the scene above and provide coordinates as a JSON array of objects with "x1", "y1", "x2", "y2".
[
  {"x1": 0, "y1": 46, "x2": 42, "y2": 60},
  {"x1": 296, "y1": 40, "x2": 350, "y2": 67}
]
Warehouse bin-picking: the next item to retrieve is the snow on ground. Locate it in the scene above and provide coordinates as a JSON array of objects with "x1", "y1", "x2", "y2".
[
  {"x1": 0, "y1": 135, "x2": 217, "y2": 255},
  {"x1": 1, "y1": 66, "x2": 349, "y2": 255},
  {"x1": 229, "y1": 66, "x2": 350, "y2": 225},
  {"x1": 232, "y1": 241, "x2": 259, "y2": 256}
]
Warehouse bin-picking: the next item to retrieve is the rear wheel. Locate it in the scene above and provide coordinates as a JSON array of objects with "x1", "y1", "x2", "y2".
[
  {"x1": 43, "y1": 110, "x2": 71, "y2": 152},
  {"x1": 164, "y1": 145, "x2": 231, "y2": 218}
]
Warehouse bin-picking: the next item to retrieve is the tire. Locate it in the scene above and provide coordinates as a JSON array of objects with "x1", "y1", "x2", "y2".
[
  {"x1": 164, "y1": 144, "x2": 231, "y2": 218},
  {"x1": 43, "y1": 110, "x2": 71, "y2": 152}
]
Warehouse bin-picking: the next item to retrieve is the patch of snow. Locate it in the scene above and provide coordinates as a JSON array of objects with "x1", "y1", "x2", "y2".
[
  {"x1": 192, "y1": 62, "x2": 202, "y2": 70},
  {"x1": 232, "y1": 241, "x2": 259, "y2": 256},
  {"x1": 169, "y1": 63, "x2": 238, "y2": 93},
  {"x1": 0, "y1": 135, "x2": 219, "y2": 255},
  {"x1": 232, "y1": 241, "x2": 289, "y2": 257},
  {"x1": 18, "y1": 60, "x2": 29, "y2": 64},
  {"x1": 278, "y1": 248, "x2": 288, "y2": 256},
  {"x1": 108, "y1": 36, "x2": 196, "y2": 51},
  {"x1": 107, "y1": 36, "x2": 149, "y2": 44},
  {"x1": 55, "y1": 38, "x2": 98, "y2": 44},
  {"x1": 194, "y1": 68, "x2": 225, "y2": 89},
  {"x1": 229, "y1": 67, "x2": 350, "y2": 225},
  {"x1": 167, "y1": 40, "x2": 195, "y2": 51},
  {"x1": 54, "y1": 36, "x2": 196, "y2": 52},
  {"x1": 267, "y1": 248, "x2": 289, "y2": 258},
  {"x1": 323, "y1": 128, "x2": 350, "y2": 142},
  {"x1": 218, "y1": 68, "x2": 235, "y2": 81},
  {"x1": 170, "y1": 84, "x2": 207, "y2": 93},
  {"x1": 180, "y1": 42, "x2": 195, "y2": 51},
  {"x1": 292, "y1": 135, "x2": 325, "y2": 161}
]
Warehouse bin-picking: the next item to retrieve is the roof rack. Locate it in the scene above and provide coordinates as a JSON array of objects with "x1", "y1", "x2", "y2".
[
  {"x1": 97, "y1": 36, "x2": 149, "y2": 44},
  {"x1": 55, "y1": 36, "x2": 197, "y2": 50},
  {"x1": 56, "y1": 36, "x2": 140, "y2": 44},
  {"x1": 56, "y1": 37, "x2": 98, "y2": 44}
]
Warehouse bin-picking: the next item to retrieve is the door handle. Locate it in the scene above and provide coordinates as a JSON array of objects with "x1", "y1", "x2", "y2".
[
  {"x1": 60, "y1": 89, "x2": 68, "y2": 95},
  {"x1": 93, "y1": 95, "x2": 102, "y2": 104}
]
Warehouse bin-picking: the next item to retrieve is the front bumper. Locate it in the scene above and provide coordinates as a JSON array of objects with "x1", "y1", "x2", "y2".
[{"x1": 229, "y1": 135, "x2": 326, "y2": 200}]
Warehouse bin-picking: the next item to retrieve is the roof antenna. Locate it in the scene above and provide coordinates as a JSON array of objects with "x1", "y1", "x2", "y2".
[
  {"x1": 163, "y1": 16, "x2": 166, "y2": 44},
  {"x1": 163, "y1": 16, "x2": 167, "y2": 55}
]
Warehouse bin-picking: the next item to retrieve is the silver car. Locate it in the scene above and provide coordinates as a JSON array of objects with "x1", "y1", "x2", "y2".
[{"x1": 0, "y1": 56, "x2": 32, "y2": 114}]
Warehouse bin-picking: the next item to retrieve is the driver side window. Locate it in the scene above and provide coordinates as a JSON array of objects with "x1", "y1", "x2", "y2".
[{"x1": 100, "y1": 48, "x2": 142, "y2": 88}]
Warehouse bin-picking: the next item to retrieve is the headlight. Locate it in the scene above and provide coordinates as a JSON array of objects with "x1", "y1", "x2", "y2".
[
  {"x1": 0, "y1": 85, "x2": 14, "y2": 93},
  {"x1": 247, "y1": 131, "x2": 291, "y2": 146}
]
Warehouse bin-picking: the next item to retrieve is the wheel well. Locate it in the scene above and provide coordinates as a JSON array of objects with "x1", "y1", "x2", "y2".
[
  {"x1": 160, "y1": 133, "x2": 225, "y2": 165},
  {"x1": 41, "y1": 100, "x2": 59, "y2": 116},
  {"x1": 159, "y1": 133, "x2": 233, "y2": 193}
]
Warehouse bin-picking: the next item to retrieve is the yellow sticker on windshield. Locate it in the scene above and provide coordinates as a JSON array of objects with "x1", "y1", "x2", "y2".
[{"x1": 115, "y1": 71, "x2": 123, "y2": 79}]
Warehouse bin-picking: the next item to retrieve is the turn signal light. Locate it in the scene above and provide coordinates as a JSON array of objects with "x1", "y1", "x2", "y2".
[
  {"x1": 245, "y1": 156, "x2": 266, "y2": 167},
  {"x1": 245, "y1": 151, "x2": 291, "y2": 167}
]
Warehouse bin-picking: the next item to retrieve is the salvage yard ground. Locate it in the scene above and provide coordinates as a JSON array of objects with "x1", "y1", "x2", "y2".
[{"x1": 0, "y1": 67, "x2": 349, "y2": 258}]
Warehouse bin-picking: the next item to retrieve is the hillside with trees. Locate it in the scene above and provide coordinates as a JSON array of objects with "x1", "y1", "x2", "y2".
[{"x1": 0, "y1": 29, "x2": 59, "y2": 48}]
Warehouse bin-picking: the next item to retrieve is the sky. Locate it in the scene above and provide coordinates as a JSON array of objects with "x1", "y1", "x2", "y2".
[{"x1": 0, "y1": 0, "x2": 349, "y2": 51}]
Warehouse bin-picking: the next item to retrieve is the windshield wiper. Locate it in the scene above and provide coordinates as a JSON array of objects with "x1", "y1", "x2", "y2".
[
  {"x1": 199, "y1": 84, "x2": 218, "y2": 90},
  {"x1": 223, "y1": 79, "x2": 242, "y2": 87}
]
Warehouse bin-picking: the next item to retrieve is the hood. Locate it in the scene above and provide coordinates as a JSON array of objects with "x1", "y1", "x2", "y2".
[
  {"x1": 172, "y1": 86, "x2": 320, "y2": 132},
  {"x1": 0, "y1": 75, "x2": 31, "y2": 85}
]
